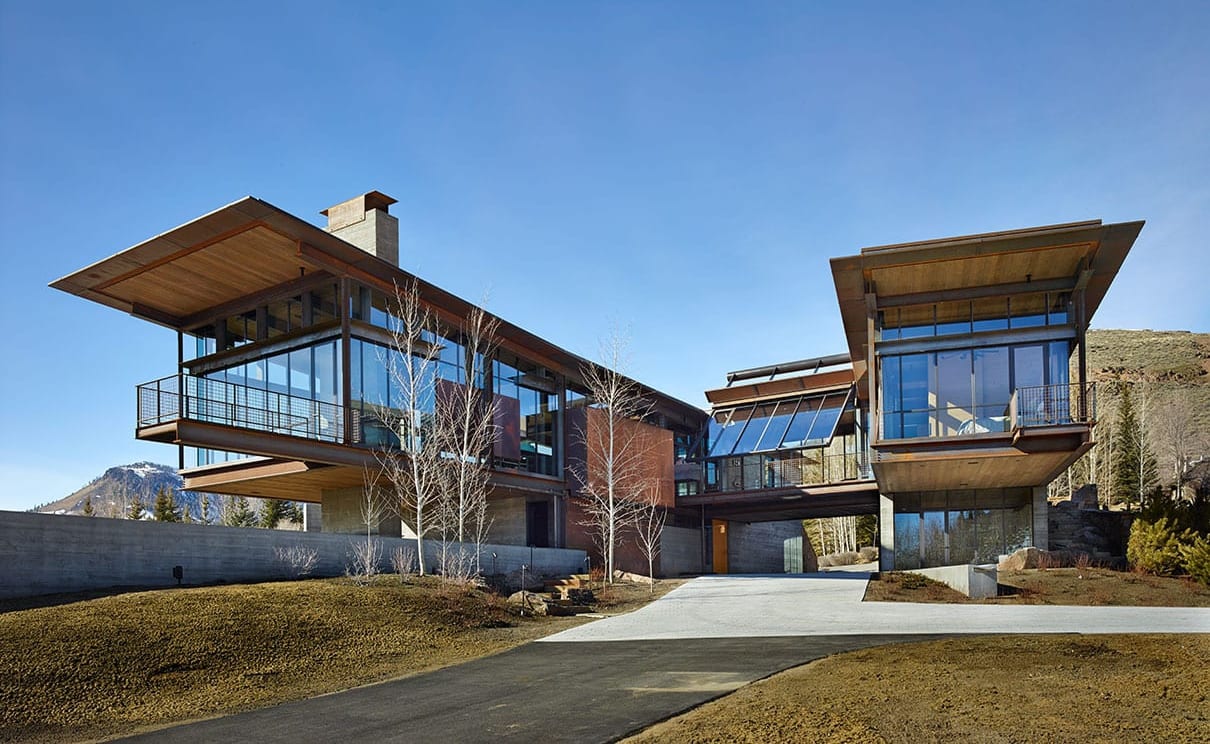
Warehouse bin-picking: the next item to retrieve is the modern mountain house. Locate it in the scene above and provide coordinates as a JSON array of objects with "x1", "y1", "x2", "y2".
[{"x1": 51, "y1": 192, "x2": 1142, "y2": 575}]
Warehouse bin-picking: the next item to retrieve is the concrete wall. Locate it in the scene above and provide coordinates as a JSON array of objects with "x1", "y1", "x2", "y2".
[
  {"x1": 1031, "y1": 486, "x2": 1049, "y2": 552},
  {"x1": 908, "y1": 564, "x2": 998, "y2": 599},
  {"x1": 484, "y1": 496, "x2": 528, "y2": 545},
  {"x1": 659, "y1": 525, "x2": 704, "y2": 576},
  {"x1": 0, "y1": 511, "x2": 587, "y2": 599},
  {"x1": 320, "y1": 488, "x2": 403, "y2": 537},
  {"x1": 726, "y1": 520, "x2": 805, "y2": 574},
  {"x1": 878, "y1": 493, "x2": 895, "y2": 572}
]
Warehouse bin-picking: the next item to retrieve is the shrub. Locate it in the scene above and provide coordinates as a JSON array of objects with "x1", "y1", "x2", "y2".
[
  {"x1": 274, "y1": 545, "x2": 319, "y2": 578},
  {"x1": 1127, "y1": 518, "x2": 1194, "y2": 576},
  {"x1": 391, "y1": 544, "x2": 417, "y2": 582},
  {"x1": 1179, "y1": 535, "x2": 1210, "y2": 586},
  {"x1": 859, "y1": 546, "x2": 879, "y2": 563}
]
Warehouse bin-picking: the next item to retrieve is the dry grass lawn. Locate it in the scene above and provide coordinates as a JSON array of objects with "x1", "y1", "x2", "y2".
[
  {"x1": 864, "y1": 567, "x2": 1210, "y2": 606},
  {"x1": 629, "y1": 635, "x2": 1210, "y2": 744}
]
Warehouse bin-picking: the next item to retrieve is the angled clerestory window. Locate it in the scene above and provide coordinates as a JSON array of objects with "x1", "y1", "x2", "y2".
[{"x1": 707, "y1": 386, "x2": 854, "y2": 457}]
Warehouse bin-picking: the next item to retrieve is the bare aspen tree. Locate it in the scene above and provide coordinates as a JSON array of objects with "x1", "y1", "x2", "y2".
[
  {"x1": 1151, "y1": 389, "x2": 1207, "y2": 498},
  {"x1": 434, "y1": 304, "x2": 499, "y2": 581},
  {"x1": 572, "y1": 331, "x2": 654, "y2": 583},
  {"x1": 372, "y1": 278, "x2": 444, "y2": 576},
  {"x1": 630, "y1": 487, "x2": 666, "y2": 592},
  {"x1": 348, "y1": 469, "x2": 387, "y2": 582}
]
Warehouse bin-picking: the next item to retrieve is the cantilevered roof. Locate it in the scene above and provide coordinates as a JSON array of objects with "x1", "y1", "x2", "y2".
[
  {"x1": 50, "y1": 195, "x2": 706, "y2": 427},
  {"x1": 830, "y1": 219, "x2": 1145, "y2": 387}
]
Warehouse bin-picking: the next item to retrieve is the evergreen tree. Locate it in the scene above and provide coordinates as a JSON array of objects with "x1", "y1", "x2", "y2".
[
  {"x1": 199, "y1": 493, "x2": 212, "y2": 525},
  {"x1": 127, "y1": 492, "x2": 146, "y2": 520},
  {"x1": 259, "y1": 498, "x2": 287, "y2": 529},
  {"x1": 224, "y1": 496, "x2": 256, "y2": 527},
  {"x1": 153, "y1": 486, "x2": 181, "y2": 522},
  {"x1": 1112, "y1": 383, "x2": 1159, "y2": 509},
  {"x1": 82, "y1": 496, "x2": 94, "y2": 517}
]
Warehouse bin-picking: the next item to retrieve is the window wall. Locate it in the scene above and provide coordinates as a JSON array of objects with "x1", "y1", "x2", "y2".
[
  {"x1": 492, "y1": 354, "x2": 560, "y2": 477},
  {"x1": 877, "y1": 292, "x2": 1070, "y2": 341},
  {"x1": 893, "y1": 488, "x2": 1033, "y2": 569},
  {"x1": 880, "y1": 340, "x2": 1070, "y2": 439}
]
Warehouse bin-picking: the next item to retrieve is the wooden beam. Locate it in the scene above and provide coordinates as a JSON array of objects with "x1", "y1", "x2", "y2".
[
  {"x1": 176, "y1": 271, "x2": 333, "y2": 330},
  {"x1": 877, "y1": 276, "x2": 1076, "y2": 308},
  {"x1": 131, "y1": 302, "x2": 184, "y2": 327}
]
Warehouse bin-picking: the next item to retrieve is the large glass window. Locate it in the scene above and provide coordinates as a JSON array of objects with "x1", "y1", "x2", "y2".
[
  {"x1": 894, "y1": 488, "x2": 1032, "y2": 568},
  {"x1": 493, "y1": 355, "x2": 559, "y2": 477},
  {"x1": 881, "y1": 341, "x2": 1071, "y2": 439}
]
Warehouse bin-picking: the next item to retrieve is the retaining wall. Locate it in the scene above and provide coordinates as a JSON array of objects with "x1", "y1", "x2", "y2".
[{"x1": 0, "y1": 510, "x2": 587, "y2": 599}]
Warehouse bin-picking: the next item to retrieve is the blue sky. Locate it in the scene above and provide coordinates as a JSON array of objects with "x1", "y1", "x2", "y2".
[{"x1": 1, "y1": 1, "x2": 1207, "y2": 511}]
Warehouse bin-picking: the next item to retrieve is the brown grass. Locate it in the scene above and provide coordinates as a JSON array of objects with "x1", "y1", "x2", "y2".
[
  {"x1": 0, "y1": 578, "x2": 576, "y2": 743},
  {"x1": 627, "y1": 635, "x2": 1210, "y2": 743},
  {"x1": 864, "y1": 567, "x2": 1210, "y2": 606}
]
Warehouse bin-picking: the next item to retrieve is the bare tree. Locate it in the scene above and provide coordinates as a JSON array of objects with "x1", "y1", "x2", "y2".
[
  {"x1": 629, "y1": 488, "x2": 666, "y2": 592},
  {"x1": 1151, "y1": 388, "x2": 1208, "y2": 499},
  {"x1": 433, "y1": 304, "x2": 499, "y2": 581},
  {"x1": 371, "y1": 278, "x2": 444, "y2": 576},
  {"x1": 348, "y1": 469, "x2": 388, "y2": 582},
  {"x1": 571, "y1": 331, "x2": 655, "y2": 583}
]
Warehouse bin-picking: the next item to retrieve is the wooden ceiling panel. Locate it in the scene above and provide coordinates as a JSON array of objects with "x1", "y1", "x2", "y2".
[{"x1": 869, "y1": 243, "x2": 1092, "y2": 297}]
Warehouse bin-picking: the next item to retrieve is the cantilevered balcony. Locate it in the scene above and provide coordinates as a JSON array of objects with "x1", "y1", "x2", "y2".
[
  {"x1": 135, "y1": 374, "x2": 373, "y2": 468},
  {"x1": 872, "y1": 382, "x2": 1097, "y2": 492}
]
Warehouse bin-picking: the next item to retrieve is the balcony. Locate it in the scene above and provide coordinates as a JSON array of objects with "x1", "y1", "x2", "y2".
[
  {"x1": 138, "y1": 374, "x2": 346, "y2": 443},
  {"x1": 872, "y1": 382, "x2": 1097, "y2": 492},
  {"x1": 706, "y1": 450, "x2": 873, "y2": 494}
]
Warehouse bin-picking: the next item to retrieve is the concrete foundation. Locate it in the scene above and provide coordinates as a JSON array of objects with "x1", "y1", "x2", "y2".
[
  {"x1": 878, "y1": 493, "x2": 894, "y2": 572},
  {"x1": 908, "y1": 563, "x2": 999, "y2": 599}
]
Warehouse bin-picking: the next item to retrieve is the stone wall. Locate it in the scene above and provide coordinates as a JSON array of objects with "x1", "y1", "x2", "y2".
[
  {"x1": 1047, "y1": 500, "x2": 1135, "y2": 561},
  {"x1": 0, "y1": 510, "x2": 587, "y2": 599}
]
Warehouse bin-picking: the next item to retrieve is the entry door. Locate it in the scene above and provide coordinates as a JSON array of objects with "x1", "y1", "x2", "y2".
[
  {"x1": 526, "y1": 501, "x2": 550, "y2": 548},
  {"x1": 712, "y1": 519, "x2": 729, "y2": 573}
]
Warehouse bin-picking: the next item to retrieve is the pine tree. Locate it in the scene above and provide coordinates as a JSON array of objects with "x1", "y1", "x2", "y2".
[
  {"x1": 127, "y1": 492, "x2": 146, "y2": 520},
  {"x1": 224, "y1": 496, "x2": 256, "y2": 527},
  {"x1": 259, "y1": 498, "x2": 287, "y2": 529},
  {"x1": 1112, "y1": 383, "x2": 1159, "y2": 510},
  {"x1": 82, "y1": 496, "x2": 94, "y2": 517},
  {"x1": 153, "y1": 486, "x2": 180, "y2": 522},
  {"x1": 199, "y1": 493, "x2": 212, "y2": 525}
]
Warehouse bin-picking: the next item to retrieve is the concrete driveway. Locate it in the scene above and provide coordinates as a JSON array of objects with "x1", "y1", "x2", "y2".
[{"x1": 544, "y1": 573, "x2": 1210, "y2": 643}]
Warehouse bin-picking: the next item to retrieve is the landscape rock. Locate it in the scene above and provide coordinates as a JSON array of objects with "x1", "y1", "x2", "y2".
[
  {"x1": 999, "y1": 546, "x2": 1050, "y2": 571},
  {"x1": 506, "y1": 590, "x2": 549, "y2": 616}
]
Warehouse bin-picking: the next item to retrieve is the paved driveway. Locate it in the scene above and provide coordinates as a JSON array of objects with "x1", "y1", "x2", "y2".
[
  {"x1": 544, "y1": 573, "x2": 1210, "y2": 642},
  {"x1": 121, "y1": 573, "x2": 1209, "y2": 743}
]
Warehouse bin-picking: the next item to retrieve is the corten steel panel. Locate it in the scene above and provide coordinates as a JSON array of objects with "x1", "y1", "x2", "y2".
[
  {"x1": 565, "y1": 407, "x2": 675, "y2": 509},
  {"x1": 704, "y1": 368, "x2": 855, "y2": 406},
  {"x1": 493, "y1": 394, "x2": 522, "y2": 461}
]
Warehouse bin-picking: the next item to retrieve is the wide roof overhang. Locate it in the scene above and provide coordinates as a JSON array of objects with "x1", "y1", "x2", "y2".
[
  {"x1": 50, "y1": 196, "x2": 706, "y2": 426},
  {"x1": 830, "y1": 219, "x2": 1145, "y2": 389}
]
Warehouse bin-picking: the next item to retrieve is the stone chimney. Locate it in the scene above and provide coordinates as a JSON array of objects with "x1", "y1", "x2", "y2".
[{"x1": 321, "y1": 191, "x2": 399, "y2": 266}]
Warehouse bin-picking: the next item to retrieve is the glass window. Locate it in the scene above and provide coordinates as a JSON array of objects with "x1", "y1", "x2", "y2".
[
  {"x1": 1013, "y1": 345, "x2": 1045, "y2": 391},
  {"x1": 894, "y1": 512, "x2": 921, "y2": 570},
  {"x1": 899, "y1": 353, "x2": 933, "y2": 438},
  {"x1": 936, "y1": 300, "x2": 972, "y2": 337},
  {"x1": 878, "y1": 309, "x2": 900, "y2": 341},
  {"x1": 1048, "y1": 292, "x2": 1070, "y2": 325},
  {"x1": 709, "y1": 406, "x2": 752, "y2": 457},
  {"x1": 898, "y1": 304, "x2": 935, "y2": 339},
  {"x1": 733, "y1": 402, "x2": 777, "y2": 455},
  {"x1": 974, "y1": 347, "x2": 1010, "y2": 425},
  {"x1": 805, "y1": 393, "x2": 845, "y2": 445},
  {"x1": 1010, "y1": 294, "x2": 1047, "y2": 329},
  {"x1": 781, "y1": 397, "x2": 822, "y2": 449},
  {"x1": 935, "y1": 349, "x2": 972, "y2": 436},
  {"x1": 948, "y1": 509, "x2": 976, "y2": 564},
  {"x1": 972, "y1": 297, "x2": 1009, "y2": 333},
  {"x1": 754, "y1": 398, "x2": 798, "y2": 452},
  {"x1": 881, "y1": 356, "x2": 902, "y2": 439}
]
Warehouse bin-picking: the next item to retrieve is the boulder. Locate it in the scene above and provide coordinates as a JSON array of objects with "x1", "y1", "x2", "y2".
[
  {"x1": 506, "y1": 590, "x2": 549, "y2": 616},
  {"x1": 998, "y1": 546, "x2": 1049, "y2": 571},
  {"x1": 504, "y1": 568, "x2": 545, "y2": 592}
]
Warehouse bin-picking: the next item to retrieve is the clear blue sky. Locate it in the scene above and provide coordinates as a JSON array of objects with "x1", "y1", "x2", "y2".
[{"x1": 1, "y1": 1, "x2": 1207, "y2": 511}]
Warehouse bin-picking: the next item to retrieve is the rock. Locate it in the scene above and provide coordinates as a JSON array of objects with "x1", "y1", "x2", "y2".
[
  {"x1": 504, "y1": 569, "x2": 545, "y2": 592},
  {"x1": 999, "y1": 546, "x2": 1050, "y2": 571},
  {"x1": 506, "y1": 590, "x2": 549, "y2": 616}
]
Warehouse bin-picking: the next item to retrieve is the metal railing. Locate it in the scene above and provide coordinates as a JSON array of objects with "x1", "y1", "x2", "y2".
[
  {"x1": 137, "y1": 374, "x2": 345, "y2": 443},
  {"x1": 1010, "y1": 382, "x2": 1096, "y2": 429},
  {"x1": 707, "y1": 450, "x2": 873, "y2": 493}
]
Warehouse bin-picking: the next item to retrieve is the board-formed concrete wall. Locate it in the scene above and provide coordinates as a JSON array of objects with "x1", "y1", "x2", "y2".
[
  {"x1": 0, "y1": 510, "x2": 587, "y2": 599},
  {"x1": 727, "y1": 520, "x2": 806, "y2": 574},
  {"x1": 659, "y1": 525, "x2": 704, "y2": 576}
]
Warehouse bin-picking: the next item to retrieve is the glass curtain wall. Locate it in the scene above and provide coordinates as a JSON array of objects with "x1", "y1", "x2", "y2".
[
  {"x1": 892, "y1": 488, "x2": 1033, "y2": 568},
  {"x1": 492, "y1": 355, "x2": 560, "y2": 477},
  {"x1": 880, "y1": 340, "x2": 1070, "y2": 439}
]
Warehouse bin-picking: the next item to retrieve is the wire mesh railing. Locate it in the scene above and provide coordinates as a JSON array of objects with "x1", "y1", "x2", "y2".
[
  {"x1": 136, "y1": 374, "x2": 345, "y2": 443},
  {"x1": 1010, "y1": 382, "x2": 1096, "y2": 429},
  {"x1": 707, "y1": 450, "x2": 874, "y2": 493}
]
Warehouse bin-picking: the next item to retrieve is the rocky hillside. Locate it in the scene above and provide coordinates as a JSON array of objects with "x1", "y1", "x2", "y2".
[
  {"x1": 31, "y1": 462, "x2": 249, "y2": 522},
  {"x1": 1085, "y1": 328, "x2": 1210, "y2": 435}
]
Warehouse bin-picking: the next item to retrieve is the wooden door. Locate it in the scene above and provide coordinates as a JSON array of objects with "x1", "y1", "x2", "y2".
[{"x1": 712, "y1": 519, "x2": 729, "y2": 574}]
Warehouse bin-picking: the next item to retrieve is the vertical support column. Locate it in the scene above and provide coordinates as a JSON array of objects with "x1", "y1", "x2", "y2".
[
  {"x1": 1075, "y1": 288, "x2": 1088, "y2": 420},
  {"x1": 1031, "y1": 485, "x2": 1049, "y2": 551},
  {"x1": 865, "y1": 289, "x2": 879, "y2": 444},
  {"x1": 339, "y1": 277, "x2": 353, "y2": 444},
  {"x1": 177, "y1": 331, "x2": 185, "y2": 471},
  {"x1": 879, "y1": 493, "x2": 895, "y2": 572}
]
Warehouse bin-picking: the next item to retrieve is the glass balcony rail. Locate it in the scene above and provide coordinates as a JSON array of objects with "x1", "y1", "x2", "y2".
[
  {"x1": 706, "y1": 450, "x2": 873, "y2": 493},
  {"x1": 137, "y1": 374, "x2": 345, "y2": 444},
  {"x1": 1010, "y1": 382, "x2": 1096, "y2": 429}
]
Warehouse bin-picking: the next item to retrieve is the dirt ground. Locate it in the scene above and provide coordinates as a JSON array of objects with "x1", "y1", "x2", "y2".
[
  {"x1": 628, "y1": 634, "x2": 1210, "y2": 744},
  {"x1": 864, "y1": 567, "x2": 1210, "y2": 606},
  {"x1": 0, "y1": 575, "x2": 677, "y2": 743}
]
